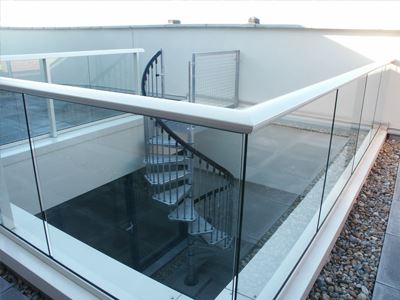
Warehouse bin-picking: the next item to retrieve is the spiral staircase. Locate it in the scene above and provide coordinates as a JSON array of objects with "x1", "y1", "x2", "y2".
[{"x1": 141, "y1": 50, "x2": 235, "y2": 285}]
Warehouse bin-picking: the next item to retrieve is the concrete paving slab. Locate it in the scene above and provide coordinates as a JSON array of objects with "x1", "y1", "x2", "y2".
[
  {"x1": 0, "y1": 277, "x2": 12, "y2": 293},
  {"x1": 376, "y1": 233, "x2": 400, "y2": 291},
  {"x1": 373, "y1": 282, "x2": 400, "y2": 300},
  {"x1": 1, "y1": 287, "x2": 28, "y2": 300},
  {"x1": 386, "y1": 199, "x2": 400, "y2": 237}
]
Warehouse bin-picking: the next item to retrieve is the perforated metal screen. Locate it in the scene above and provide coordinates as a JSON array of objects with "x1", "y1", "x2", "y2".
[{"x1": 192, "y1": 50, "x2": 239, "y2": 108}]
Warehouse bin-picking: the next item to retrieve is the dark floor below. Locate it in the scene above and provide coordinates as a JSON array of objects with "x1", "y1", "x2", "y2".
[{"x1": 41, "y1": 168, "x2": 299, "y2": 299}]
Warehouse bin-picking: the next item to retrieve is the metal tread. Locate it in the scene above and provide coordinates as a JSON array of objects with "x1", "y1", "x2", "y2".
[
  {"x1": 145, "y1": 170, "x2": 189, "y2": 185},
  {"x1": 145, "y1": 155, "x2": 187, "y2": 165},
  {"x1": 148, "y1": 136, "x2": 179, "y2": 146},
  {"x1": 148, "y1": 136, "x2": 193, "y2": 146},
  {"x1": 189, "y1": 216, "x2": 214, "y2": 235},
  {"x1": 201, "y1": 229, "x2": 228, "y2": 245},
  {"x1": 168, "y1": 198, "x2": 198, "y2": 221},
  {"x1": 152, "y1": 184, "x2": 192, "y2": 205}
]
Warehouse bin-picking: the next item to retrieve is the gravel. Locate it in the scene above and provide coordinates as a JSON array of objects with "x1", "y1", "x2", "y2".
[
  {"x1": 0, "y1": 262, "x2": 51, "y2": 299},
  {"x1": 308, "y1": 136, "x2": 400, "y2": 300}
]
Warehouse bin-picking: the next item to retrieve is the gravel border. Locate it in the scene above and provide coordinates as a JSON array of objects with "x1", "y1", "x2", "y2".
[
  {"x1": 308, "y1": 136, "x2": 400, "y2": 300},
  {"x1": 0, "y1": 262, "x2": 51, "y2": 300}
]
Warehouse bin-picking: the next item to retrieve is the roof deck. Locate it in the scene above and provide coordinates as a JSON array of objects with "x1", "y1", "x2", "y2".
[{"x1": 0, "y1": 25, "x2": 400, "y2": 300}]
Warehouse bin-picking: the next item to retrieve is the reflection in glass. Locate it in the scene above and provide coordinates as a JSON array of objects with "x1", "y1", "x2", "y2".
[
  {"x1": 371, "y1": 67, "x2": 387, "y2": 142},
  {"x1": 237, "y1": 92, "x2": 336, "y2": 298},
  {"x1": 0, "y1": 90, "x2": 49, "y2": 253},
  {"x1": 319, "y1": 77, "x2": 366, "y2": 224},
  {"x1": 354, "y1": 72, "x2": 382, "y2": 168},
  {"x1": 23, "y1": 97, "x2": 244, "y2": 299}
]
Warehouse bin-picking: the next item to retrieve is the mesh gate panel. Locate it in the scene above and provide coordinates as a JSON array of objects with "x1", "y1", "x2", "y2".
[{"x1": 192, "y1": 50, "x2": 239, "y2": 107}]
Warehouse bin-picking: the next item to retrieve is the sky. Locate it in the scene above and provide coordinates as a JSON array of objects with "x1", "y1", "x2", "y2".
[{"x1": 1, "y1": 1, "x2": 400, "y2": 29}]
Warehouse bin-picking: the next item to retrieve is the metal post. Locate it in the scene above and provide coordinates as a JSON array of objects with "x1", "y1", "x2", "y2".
[
  {"x1": 133, "y1": 52, "x2": 141, "y2": 95},
  {"x1": 86, "y1": 56, "x2": 92, "y2": 88},
  {"x1": 191, "y1": 54, "x2": 196, "y2": 103},
  {"x1": 234, "y1": 50, "x2": 240, "y2": 107},
  {"x1": 0, "y1": 155, "x2": 15, "y2": 229},
  {"x1": 187, "y1": 61, "x2": 191, "y2": 102},
  {"x1": 42, "y1": 58, "x2": 57, "y2": 138},
  {"x1": 160, "y1": 50, "x2": 165, "y2": 98},
  {"x1": 6, "y1": 61, "x2": 13, "y2": 78}
]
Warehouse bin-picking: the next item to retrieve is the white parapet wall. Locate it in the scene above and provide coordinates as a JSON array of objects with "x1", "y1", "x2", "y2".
[
  {"x1": 2, "y1": 26, "x2": 400, "y2": 104},
  {"x1": 382, "y1": 62, "x2": 400, "y2": 133}
]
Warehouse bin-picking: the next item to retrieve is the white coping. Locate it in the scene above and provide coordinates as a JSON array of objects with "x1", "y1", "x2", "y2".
[
  {"x1": 0, "y1": 59, "x2": 394, "y2": 134},
  {"x1": 2, "y1": 24, "x2": 400, "y2": 32},
  {"x1": 0, "y1": 48, "x2": 144, "y2": 61}
]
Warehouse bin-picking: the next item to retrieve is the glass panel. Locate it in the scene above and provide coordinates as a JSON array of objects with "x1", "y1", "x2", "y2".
[
  {"x1": 371, "y1": 66, "x2": 389, "y2": 142},
  {"x1": 0, "y1": 90, "x2": 49, "y2": 253},
  {"x1": 23, "y1": 94, "x2": 52, "y2": 138},
  {"x1": 50, "y1": 56, "x2": 90, "y2": 87},
  {"x1": 50, "y1": 55, "x2": 132, "y2": 130},
  {"x1": 87, "y1": 55, "x2": 136, "y2": 93},
  {"x1": 49, "y1": 54, "x2": 136, "y2": 94},
  {"x1": 319, "y1": 77, "x2": 366, "y2": 224},
  {"x1": 237, "y1": 92, "x2": 336, "y2": 299},
  {"x1": 2, "y1": 54, "x2": 134, "y2": 136},
  {"x1": 1, "y1": 90, "x2": 29, "y2": 145},
  {"x1": 23, "y1": 95, "x2": 245, "y2": 299},
  {"x1": 0, "y1": 59, "x2": 45, "y2": 82},
  {"x1": 53, "y1": 100, "x2": 122, "y2": 132},
  {"x1": 353, "y1": 72, "x2": 381, "y2": 168}
]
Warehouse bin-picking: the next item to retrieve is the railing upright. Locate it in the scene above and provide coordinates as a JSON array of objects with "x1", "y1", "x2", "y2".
[{"x1": 42, "y1": 58, "x2": 57, "y2": 138}]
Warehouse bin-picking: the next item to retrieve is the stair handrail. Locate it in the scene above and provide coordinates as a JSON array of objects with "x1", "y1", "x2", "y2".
[
  {"x1": 141, "y1": 50, "x2": 235, "y2": 184},
  {"x1": 141, "y1": 49, "x2": 163, "y2": 96}
]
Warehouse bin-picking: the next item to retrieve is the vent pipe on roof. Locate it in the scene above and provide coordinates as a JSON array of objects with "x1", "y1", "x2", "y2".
[
  {"x1": 168, "y1": 19, "x2": 181, "y2": 24},
  {"x1": 248, "y1": 17, "x2": 260, "y2": 24}
]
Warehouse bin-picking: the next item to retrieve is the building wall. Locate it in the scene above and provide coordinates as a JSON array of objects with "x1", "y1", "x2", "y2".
[
  {"x1": 2, "y1": 26, "x2": 400, "y2": 101},
  {"x1": 381, "y1": 65, "x2": 400, "y2": 131}
]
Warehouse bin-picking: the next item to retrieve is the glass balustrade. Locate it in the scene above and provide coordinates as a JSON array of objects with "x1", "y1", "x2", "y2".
[
  {"x1": 235, "y1": 66, "x2": 386, "y2": 299},
  {"x1": 1, "y1": 92, "x2": 246, "y2": 299},
  {"x1": 0, "y1": 90, "x2": 50, "y2": 254},
  {"x1": 0, "y1": 64, "x2": 389, "y2": 299},
  {"x1": 0, "y1": 53, "x2": 137, "y2": 146},
  {"x1": 237, "y1": 91, "x2": 336, "y2": 299}
]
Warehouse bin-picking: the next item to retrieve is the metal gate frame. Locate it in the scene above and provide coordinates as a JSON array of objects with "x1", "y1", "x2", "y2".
[{"x1": 189, "y1": 50, "x2": 240, "y2": 108}]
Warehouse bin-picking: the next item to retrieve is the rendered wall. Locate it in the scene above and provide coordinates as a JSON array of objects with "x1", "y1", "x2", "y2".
[
  {"x1": 381, "y1": 65, "x2": 400, "y2": 131},
  {"x1": 2, "y1": 26, "x2": 400, "y2": 102}
]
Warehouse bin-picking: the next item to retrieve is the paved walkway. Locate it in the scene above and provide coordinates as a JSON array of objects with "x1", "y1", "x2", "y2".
[
  {"x1": 0, "y1": 276, "x2": 27, "y2": 299},
  {"x1": 373, "y1": 159, "x2": 400, "y2": 299}
]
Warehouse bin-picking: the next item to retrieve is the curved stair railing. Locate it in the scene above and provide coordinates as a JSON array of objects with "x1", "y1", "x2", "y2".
[{"x1": 141, "y1": 50, "x2": 235, "y2": 285}]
